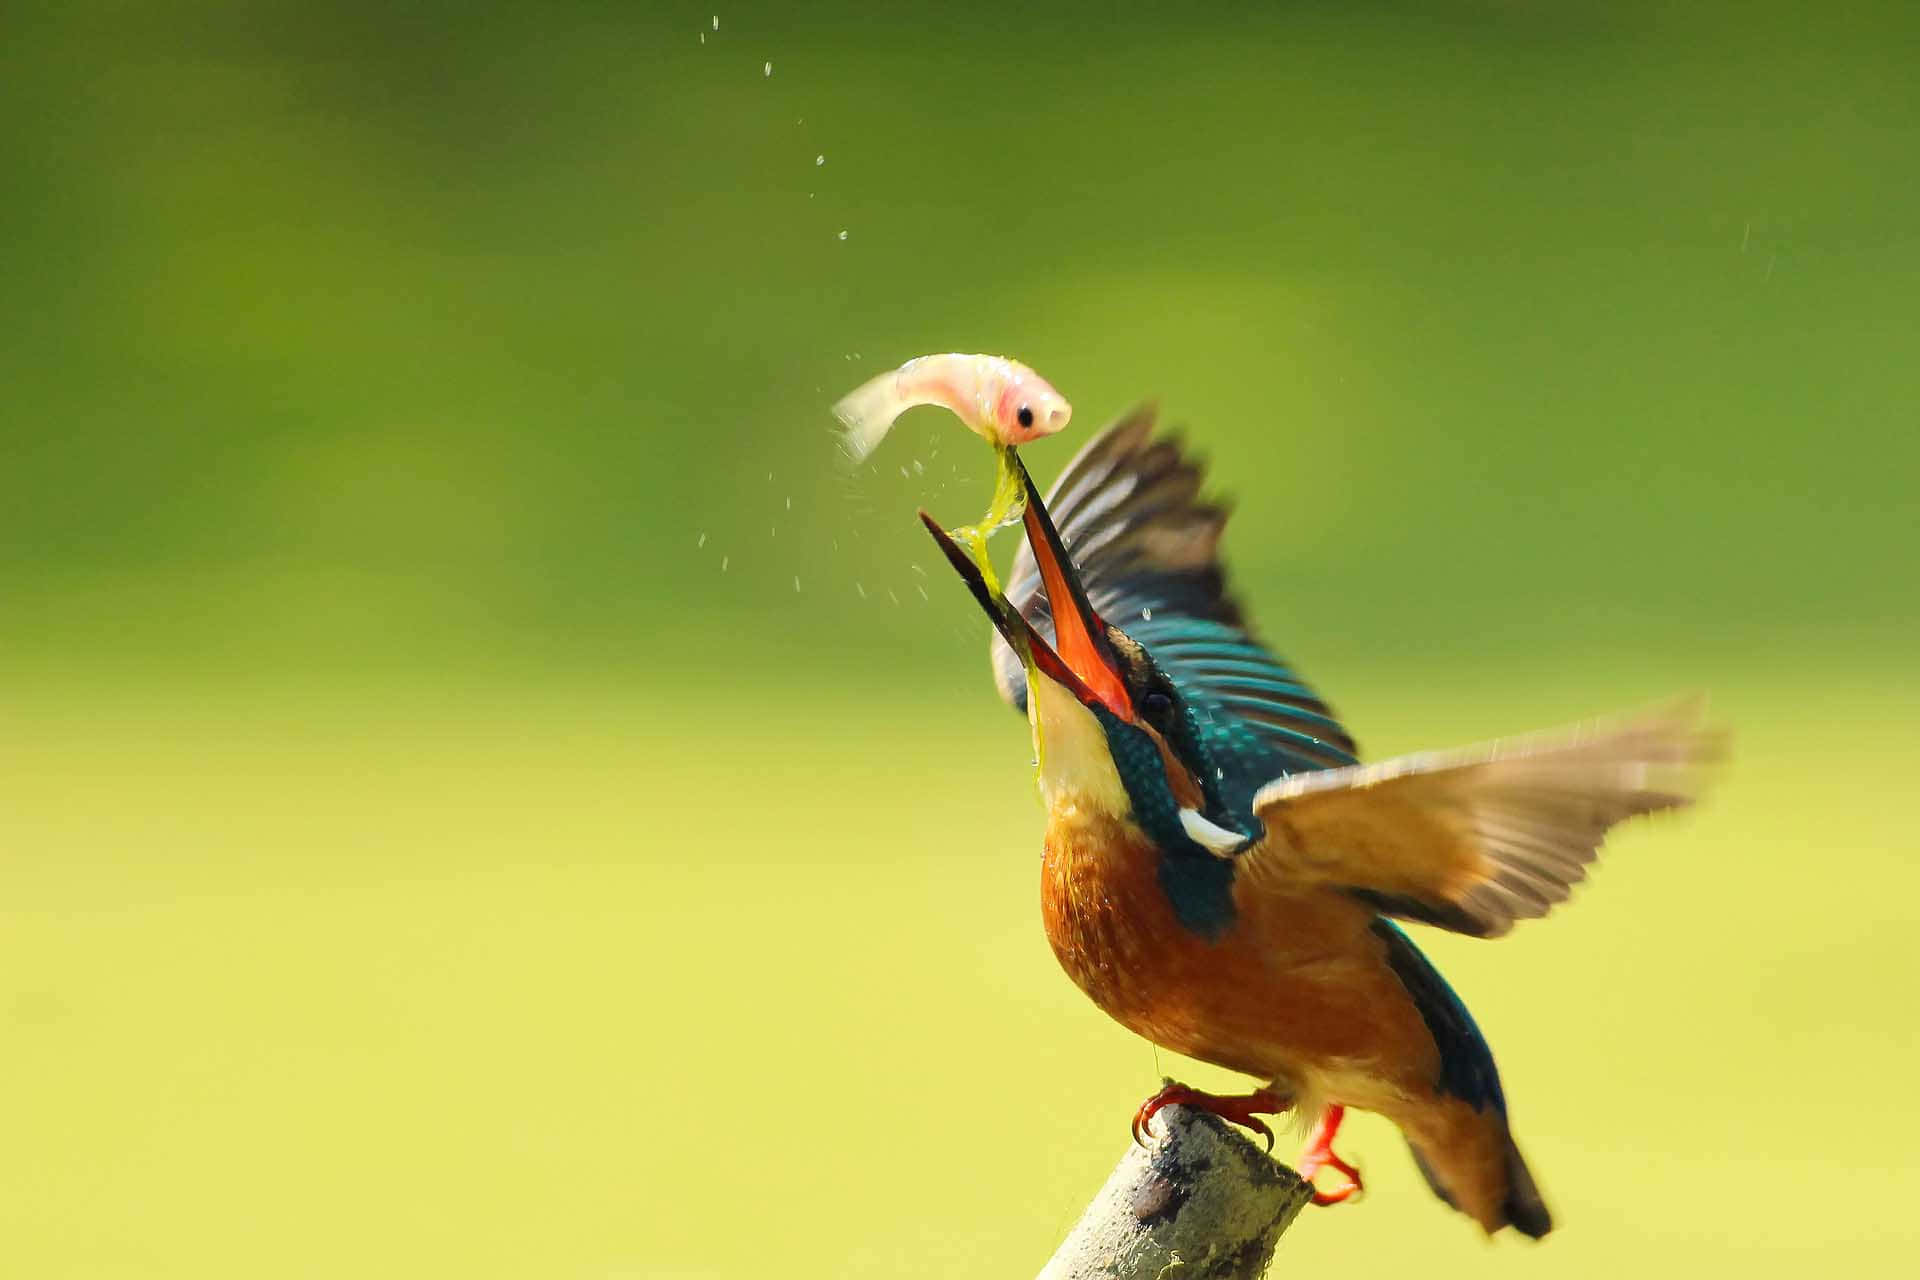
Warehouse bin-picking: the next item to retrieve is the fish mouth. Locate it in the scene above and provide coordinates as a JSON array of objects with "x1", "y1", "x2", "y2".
[{"x1": 918, "y1": 452, "x2": 1130, "y2": 720}]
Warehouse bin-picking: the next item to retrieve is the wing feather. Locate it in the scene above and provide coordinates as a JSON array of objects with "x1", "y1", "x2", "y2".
[
  {"x1": 989, "y1": 408, "x2": 1357, "y2": 796},
  {"x1": 1242, "y1": 700, "x2": 1723, "y2": 937}
]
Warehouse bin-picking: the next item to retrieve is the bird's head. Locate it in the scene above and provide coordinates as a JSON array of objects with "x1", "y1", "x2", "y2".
[{"x1": 921, "y1": 457, "x2": 1239, "y2": 845}]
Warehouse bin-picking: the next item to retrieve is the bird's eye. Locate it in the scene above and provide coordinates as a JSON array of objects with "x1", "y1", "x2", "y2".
[
  {"x1": 1016, "y1": 405, "x2": 1034, "y2": 428},
  {"x1": 1141, "y1": 691, "x2": 1173, "y2": 727}
]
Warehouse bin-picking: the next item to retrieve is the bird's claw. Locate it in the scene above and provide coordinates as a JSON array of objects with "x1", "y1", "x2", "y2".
[
  {"x1": 1298, "y1": 1104, "x2": 1364, "y2": 1207},
  {"x1": 1130, "y1": 1084, "x2": 1186, "y2": 1147},
  {"x1": 1304, "y1": 1144, "x2": 1364, "y2": 1206},
  {"x1": 1307, "y1": 1159, "x2": 1363, "y2": 1206},
  {"x1": 1131, "y1": 1081, "x2": 1286, "y2": 1152}
]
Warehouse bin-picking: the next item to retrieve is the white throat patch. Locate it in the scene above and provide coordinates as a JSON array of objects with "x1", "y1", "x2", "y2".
[{"x1": 1028, "y1": 671, "x2": 1129, "y2": 817}]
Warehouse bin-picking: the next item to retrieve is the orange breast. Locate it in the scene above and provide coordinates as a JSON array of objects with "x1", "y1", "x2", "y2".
[{"x1": 1040, "y1": 803, "x2": 1441, "y2": 1097}]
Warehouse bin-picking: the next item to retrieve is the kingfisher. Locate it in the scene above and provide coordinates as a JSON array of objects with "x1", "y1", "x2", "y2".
[{"x1": 920, "y1": 408, "x2": 1718, "y2": 1238}]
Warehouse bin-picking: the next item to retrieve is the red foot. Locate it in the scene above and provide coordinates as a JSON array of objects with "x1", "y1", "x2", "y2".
[
  {"x1": 1297, "y1": 1104, "x2": 1364, "y2": 1206},
  {"x1": 1131, "y1": 1082, "x2": 1291, "y2": 1152}
]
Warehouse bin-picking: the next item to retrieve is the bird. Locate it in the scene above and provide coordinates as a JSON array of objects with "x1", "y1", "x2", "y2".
[{"x1": 918, "y1": 406, "x2": 1720, "y2": 1238}]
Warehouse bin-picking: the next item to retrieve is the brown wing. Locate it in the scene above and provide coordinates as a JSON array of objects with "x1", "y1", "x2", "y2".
[{"x1": 1240, "y1": 700, "x2": 1724, "y2": 937}]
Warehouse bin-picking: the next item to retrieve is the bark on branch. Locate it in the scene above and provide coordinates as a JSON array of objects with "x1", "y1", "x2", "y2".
[{"x1": 1037, "y1": 1104, "x2": 1314, "y2": 1280}]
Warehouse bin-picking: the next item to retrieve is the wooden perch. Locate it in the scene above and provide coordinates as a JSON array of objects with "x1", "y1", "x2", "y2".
[{"x1": 1038, "y1": 1103, "x2": 1315, "y2": 1280}]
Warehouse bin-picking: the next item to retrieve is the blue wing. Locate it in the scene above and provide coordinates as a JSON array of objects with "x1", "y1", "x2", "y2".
[{"x1": 992, "y1": 407, "x2": 1359, "y2": 825}]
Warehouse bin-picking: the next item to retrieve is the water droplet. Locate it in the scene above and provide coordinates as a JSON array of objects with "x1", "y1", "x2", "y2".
[
  {"x1": 699, "y1": 31, "x2": 705, "y2": 44},
  {"x1": 1215, "y1": 768, "x2": 1224, "y2": 781},
  {"x1": 721, "y1": 556, "x2": 730, "y2": 571},
  {"x1": 785, "y1": 495, "x2": 792, "y2": 510},
  {"x1": 794, "y1": 576, "x2": 802, "y2": 593},
  {"x1": 815, "y1": 154, "x2": 825, "y2": 166},
  {"x1": 770, "y1": 526, "x2": 776, "y2": 538},
  {"x1": 697, "y1": 531, "x2": 707, "y2": 548},
  {"x1": 899, "y1": 465, "x2": 910, "y2": 479},
  {"x1": 1142, "y1": 607, "x2": 1153, "y2": 621},
  {"x1": 837, "y1": 230, "x2": 848, "y2": 241},
  {"x1": 887, "y1": 589, "x2": 899, "y2": 605},
  {"x1": 912, "y1": 459, "x2": 925, "y2": 475},
  {"x1": 855, "y1": 582, "x2": 867, "y2": 599},
  {"x1": 916, "y1": 585, "x2": 929, "y2": 601},
  {"x1": 910, "y1": 562, "x2": 927, "y2": 576},
  {"x1": 763, "y1": 61, "x2": 772, "y2": 76},
  {"x1": 712, "y1": 15, "x2": 719, "y2": 30}
]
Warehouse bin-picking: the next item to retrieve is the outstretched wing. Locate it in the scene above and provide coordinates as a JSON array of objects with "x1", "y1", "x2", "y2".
[
  {"x1": 991, "y1": 407, "x2": 1358, "y2": 796},
  {"x1": 1240, "y1": 700, "x2": 1723, "y2": 937}
]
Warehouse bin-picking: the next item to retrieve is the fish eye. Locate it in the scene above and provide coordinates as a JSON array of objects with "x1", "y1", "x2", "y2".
[{"x1": 1017, "y1": 405, "x2": 1034, "y2": 428}]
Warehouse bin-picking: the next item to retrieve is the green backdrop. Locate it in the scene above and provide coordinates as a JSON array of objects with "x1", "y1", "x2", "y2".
[{"x1": 2, "y1": 3, "x2": 1915, "y2": 1277}]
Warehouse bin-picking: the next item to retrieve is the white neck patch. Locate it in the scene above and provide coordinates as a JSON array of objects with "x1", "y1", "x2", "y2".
[
  {"x1": 1178, "y1": 807, "x2": 1249, "y2": 858},
  {"x1": 1029, "y1": 671, "x2": 1129, "y2": 817}
]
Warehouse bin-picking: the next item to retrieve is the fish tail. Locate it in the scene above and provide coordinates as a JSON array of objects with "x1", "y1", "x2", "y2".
[{"x1": 832, "y1": 368, "x2": 909, "y2": 464}]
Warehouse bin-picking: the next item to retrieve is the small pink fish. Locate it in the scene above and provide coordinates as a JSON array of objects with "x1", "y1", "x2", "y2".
[{"x1": 833, "y1": 353, "x2": 1072, "y2": 463}]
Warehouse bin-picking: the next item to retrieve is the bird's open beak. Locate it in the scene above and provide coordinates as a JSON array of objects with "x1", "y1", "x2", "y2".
[{"x1": 918, "y1": 454, "x2": 1133, "y2": 721}]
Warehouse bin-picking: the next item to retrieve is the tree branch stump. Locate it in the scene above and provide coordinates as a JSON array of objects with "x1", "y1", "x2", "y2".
[{"x1": 1037, "y1": 1104, "x2": 1314, "y2": 1280}]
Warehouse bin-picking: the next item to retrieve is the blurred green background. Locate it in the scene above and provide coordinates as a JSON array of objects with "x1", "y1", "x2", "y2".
[{"x1": 3, "y1": 1, "x2": 1916, "y2": 1276}]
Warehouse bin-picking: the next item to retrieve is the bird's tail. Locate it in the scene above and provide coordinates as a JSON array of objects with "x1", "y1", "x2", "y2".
[
  {"x1": 1406, "y1": 1107, "x2": 1553, "y2": 1238},
  {"x1": 1499, "y1": 1138, "x2": 1552, "y2": 1239}
]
